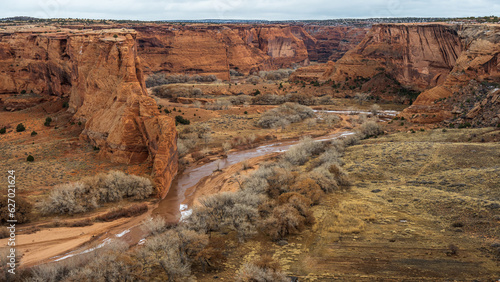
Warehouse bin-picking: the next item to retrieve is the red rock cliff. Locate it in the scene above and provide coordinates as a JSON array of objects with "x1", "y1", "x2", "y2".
[
  {"x1": 401, "y1": 24, "x2": 500, "y2": 124},
  {"x1": 133, "y1": 24, "x2": 310, "y2": 79},
  {"x1": 328, "y1": 23, "x2": 463, "y2": 90},
  {"x1": 300, "y1": 25, "x2": 369, "y2": 62},
  {"x1": 0, "y1": 26, "x2": 178, "y2": 195}
]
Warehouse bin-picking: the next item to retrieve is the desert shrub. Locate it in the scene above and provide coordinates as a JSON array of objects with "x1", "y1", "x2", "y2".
[
  {"x1": 141, "y1": 216, "x2": 168, "y2": 235},
  {"x1": 205, "y1": 99, "x2": 232, "y2": 110},
  {"x1": 252, "y1": 94, "x2": 286, "y2": 105},
  {"x1": 258, "y1": 69, "x2": 293, "y2": 81},
  {"x1": 260, "y1": 166, "x2": 295, "y2": 198},
  {"x1": 289, "y1": 178, "x2": 324, "y2": 205},
  {"x1": 194, "y1": 236, "x2": 227, "y2": 272},
  {"x1": 222, "y1": 141, "x2": 232, "y2": 154},
  {"x1": 37, "y1": 182, "x2": 94, "y2": 215},
  {"x1": 27, "y1": 155, "x2": 34, "y2": 162},
  {"x1": 370, "y1": 104, "x2": 381, "y2": 115},
  {"x1": 309, "y1": 167, "x2": 340, "y2": 193},
  {"x1": 236, "y1": 255, "x2": 288, "y2": 282},
  {"x1": 29, "y1": 256, "x2": 82, "y2": 282},
  {"x1": 246, "y1": 76, "x2": 261, "y2": 84},
  {"x1": 229, "y1": 95, "x2": 252, "y2": 105},
  {"x1": 38, "y1": 171, "x2": 153, "y2": 215},
  {"x1": 67, "y1": 218, "x2": 93, "y2": 227},
  {"x1": 177, "y1": 140, "x2": 190, "y2": 156},
  {"x1": 31, "y1": 240, "x2": 138, "y2": 282},
  {"x1": 230, "y1": 69, "x2": 244, "y2": 77},
  {"x1": 341, "y1": 133, "x2": 361, "y2": 146},
  {"x1": 360, "y1": 121, "x2": 383, "y2": 138},
  {"x1": 16, "y1": 123, "x2": 25, "y2": 132},
  {"x1": 95, "y1": 204, "x2": 148, "y2": 222},
  {"x1": 257, "y1": 103, "x2": 314, "y2": 128},
  {"x1": 282, "y1": 136, "x2": 324, "y2": 165},
  {"x1": 328, "y1": 164, "x2": 352, "y2": 189},
  {"x1": 0, "y1": 196, "x2": 33, "y2": 224},
  {"x1": 146, "y1": 73, "x2": 216, "y2": 87},
  {"x1": 262, "y1": 204, "x2": 307, "y2": 240},
  {"x1": 318, "y1": 147, "x2": 343, "y2": 166},
  {"x1": 323, "y1": 114, "x2": 341, "y2": 126},
  {"x1": 31, "y1": 131, "x2": 37, "y2": 136},
  {"x1": 95, "y1": 170, "x2": 153, "y2": 201},
  {"x1": 152, "y1": 85, "x2": 203, "y2": 99},
  {"x1": 44, "y1": 117, "x2": 52, "y2": 126},
  {"x1": 175, "y1": 115, "x2": 190, "y2": 125},
  {"x1": 0, "y1": 127, "x2": 5, "y2": 134},
  {"x1": 354, "y1": 92, "x2": 369, "y2": 104},
  {"x1": 317, "y1": 95, "x2": 335, "y2": 105},
  {"x1": 136, "y1": 227, "x2": 208, "y2": 281},
  {"x1": 285, "y1": 92, "x2": 315, "y2": 105},
  {"x1": 187, "y1": 192, "x2": 261, "y2": 241}
]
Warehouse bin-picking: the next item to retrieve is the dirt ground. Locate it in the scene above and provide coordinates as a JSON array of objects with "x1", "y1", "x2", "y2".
[
  {"x1": 2, "y1": 87, "x2": 499, "y2": 281},
  {"x1": 0, "y1": 103, "x2": 155, "y2": 267},
  {"x1": 193, "y1": 128, "x2": 500, "y2": 281}
]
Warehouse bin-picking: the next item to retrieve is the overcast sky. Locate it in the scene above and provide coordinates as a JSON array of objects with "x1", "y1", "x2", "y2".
[{"x1": 2, "y1": 0, "x2": 499, "y2": 21}]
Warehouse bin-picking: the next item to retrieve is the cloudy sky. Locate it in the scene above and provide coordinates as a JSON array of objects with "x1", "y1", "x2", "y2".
[{"x1": 2, "y1": 0, "x2": 499, "y2": 21}]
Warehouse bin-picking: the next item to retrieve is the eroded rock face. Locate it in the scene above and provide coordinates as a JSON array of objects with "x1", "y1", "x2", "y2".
[
  {"x1": 134, "y1": 24, "x2": 310, "y2": 79},
  {"x1": 0, "y1": 26, "x2": 178, "y2": 195},
  {"x1": 402, "y1": 24, "x2": 500, "y2": 123},
  {"x1": 328, "y1": 24, "x2": 463, "y2": 90},
  {"x1": 301, "y1": 25, "x2": 369, "y2": 62},
  {"x1": 0, "y1": 28, "x2": 73, "y2": 96},
  {"x1": 291, "y1": 23, "x2": 500, "y2": 125}
]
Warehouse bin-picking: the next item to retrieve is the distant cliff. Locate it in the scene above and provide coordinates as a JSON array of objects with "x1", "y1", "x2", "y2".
[
  {"x1": 292, "y1": 23, "x2": 500, "y2": 125},
  {"x1": 301, "y1": 25, "x2": 369, "y2": 62},
  {"x1": 402, "y1": 24, "x2": 500, "y2": 125},
  {"x1": 134, "y1": 24, "x2": 311, "y2": 79}
]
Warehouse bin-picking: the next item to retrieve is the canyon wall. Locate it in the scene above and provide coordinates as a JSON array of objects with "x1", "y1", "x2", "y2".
[
  {"x1": 327, "y1": 23, "x2": 463, "y2": 90},
  {"x1": 0, "y1": 26, "x2": 178, "y2": 195},
  {"x1": 292, "y1": 23, "x2": 500, "y2": 125},
  {"x1": 401, "y1": 24, "x2": 500, "y2": 125},
  {"x1": 301, "y1": 25, "x2": 369, "y2": 62},
  {"x1": 134, "y1": 24, "x2": 311, "y2": 79}
]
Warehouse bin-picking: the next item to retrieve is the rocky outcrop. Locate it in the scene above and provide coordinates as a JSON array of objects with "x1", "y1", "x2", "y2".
[
  {"x1": 327, "y1": 23, "x2": 463, "y2": 90},
  {"x1": 134, "y1": 24, "x2": 310, "y2": 80},
  {"x1": 301, "y1": 25, "x2": 369, "y2": 62},
  {"x1": 0, "y1": 26, "x2": 178, "y2": 195},
  {"x1": 402, "y1": 24, "x2": 500, "y2": 124}
]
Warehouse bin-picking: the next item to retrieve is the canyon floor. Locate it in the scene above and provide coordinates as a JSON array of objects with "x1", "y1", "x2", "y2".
[
  {"x1": 1, "y1": 91, "x2": 499, "y2": 280},
  {"x1": 193, "y1": 128, "x2": 500, "y2": 281}
]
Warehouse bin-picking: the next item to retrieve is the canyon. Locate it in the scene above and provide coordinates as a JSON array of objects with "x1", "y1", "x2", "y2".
[
  {"x1": 0, "y1": 22, "x2": 371, "y2": 195},
  {"x1": 1, "y1": 21, "x2": 499, "y2": 196},
  {"x1": 292, "y1": 23, "x2": 500, "y2": 125},
  {"x1": 0, "y1": 19, "x2": 498, "y2": 280}
]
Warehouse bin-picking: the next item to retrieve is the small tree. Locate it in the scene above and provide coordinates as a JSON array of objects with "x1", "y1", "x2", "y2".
[
  {"x1": 44, "y1": 117, "x2": 52, "y2": 126},
  {"x1": 27, "y1": 155, "x2": 34, "y2": 162},
  {"x1": 16, "y1": 123, "x2": 25, "y2": 132},
  {"x1": 370, "y1": 104, "x2": 381, "y2": 115},
  {"x1": 0, "y1": 127, "x2": 6, "y2": 134},
  {"x1": 31, "y1": 131, "x2": 37, "y2": 136}
]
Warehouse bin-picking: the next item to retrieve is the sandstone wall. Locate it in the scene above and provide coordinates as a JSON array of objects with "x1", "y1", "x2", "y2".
[
  {"x1": 0, "y1": 26, "x2": 178, "y2": 195},
  {"x1": 328, "y1": 24, "x2": 463, "y2": 90},
  {"x1": 134, "y1": 24, "x2": 311, "y2": 79},
  {"x1": 301, "y1": 25, "x2": 369, "y2": 62},
  {"x1": 402, "y1": 24, "x2": 500, "y2": 123}
]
